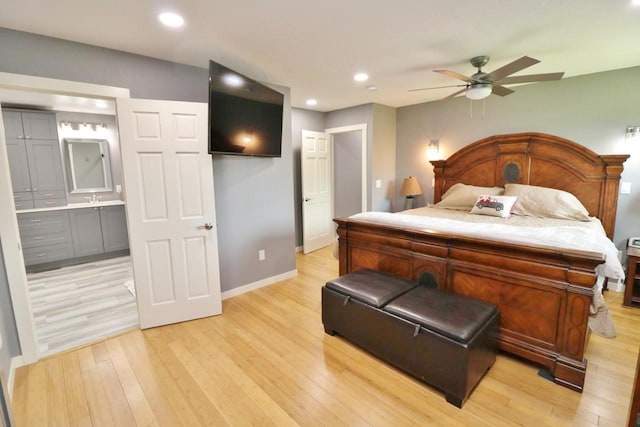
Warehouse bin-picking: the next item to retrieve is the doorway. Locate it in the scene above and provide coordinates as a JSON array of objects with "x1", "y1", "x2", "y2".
[
  {"x1": 0, "y1": 73, "x2": 131, "y2": 364},
  {"x1": 300, "y1": 124, "x2": 367, "y2": 254},
  {"x1": 1, "y1": 94, "x2": 138, "y2": 357}
]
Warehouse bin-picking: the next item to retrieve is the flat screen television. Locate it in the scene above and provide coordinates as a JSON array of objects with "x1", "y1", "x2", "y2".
[{"x1": 208, "y1": 60, "x2": 284, "y2": 157}]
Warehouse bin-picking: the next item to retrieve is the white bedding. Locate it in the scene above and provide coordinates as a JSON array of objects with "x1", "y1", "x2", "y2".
[{"x1": 350, "y1": 206, "x2": 624, "y2": 280}]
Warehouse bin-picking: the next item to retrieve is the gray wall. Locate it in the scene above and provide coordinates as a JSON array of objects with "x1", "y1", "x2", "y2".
[
  {"x1": 334, "y1": 131, "x2": 362, "y2": 218},
  {"x1": 371, "y1": 104, "x2": 397, "y2": 212},
  {"x1": 0, "y1": 240, "x2": 20, "y2": 381},
  {"x1": 326, "y1": 104, "x2": 374, "y2": 210},
  {"x1": 396, "y1": 66, "x2": 640, "y2": 250},
  {"x1": 0, "y1": 28, "x2": 297, "y2": 293},
  {"x1": 291, "y1": 108, "x2": 325, "y2": 247}
]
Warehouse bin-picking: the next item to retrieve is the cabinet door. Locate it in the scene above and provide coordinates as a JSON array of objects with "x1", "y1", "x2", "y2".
[
  {"x1": 5, "y1": 139, "x2": 32, "y2": 194},
  {"x1": 25, "y1": 140, "x2": 66, "y2": 195},
  {"x1": 100, "y1": 206, "x2": 129, "y2": 252},
  {"x1": 20, "y1": 111, "x2": 59, "y2": 140},
  {"x1": 1, "y1": 110, "x2": 25, "y2": 139},
  {"x1": 69, "y1": 208, "x2": 104, "y2": 257}
]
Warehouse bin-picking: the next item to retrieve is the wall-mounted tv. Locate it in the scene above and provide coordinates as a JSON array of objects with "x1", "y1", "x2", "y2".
[{"x1": 208, "y1": 60, "x2": 284, "y2": 157}]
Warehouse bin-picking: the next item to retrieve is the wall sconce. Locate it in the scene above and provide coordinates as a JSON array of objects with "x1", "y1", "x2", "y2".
[
  {"x1": 400, "y1": 176, "x2": 422, "y2": 210},
  {"x1": 427, "y1": 139, "x2": 440, "y2": 160},
  {"x1": 626, "y1": 126, "x2": 640, "y2": 142}
]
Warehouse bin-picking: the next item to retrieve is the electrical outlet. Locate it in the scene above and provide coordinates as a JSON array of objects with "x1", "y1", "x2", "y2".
[
  {"x1": 259, "y1": 249, "x2": 265, "y2": 261},
  {"x1": 620, "y1": 181, "x2": 631, "y2": 194},
  {"x1": 116, "y1": 184, "x2": 122, "y2": 193},
  {"x1": 375, "y1": 179, "x2": 382, "y2": 189}
]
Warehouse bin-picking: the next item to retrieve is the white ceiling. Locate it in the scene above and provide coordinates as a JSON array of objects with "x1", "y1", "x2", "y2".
[{"x1": 1, "y1": 0, "x2": 639, "y2": 112}]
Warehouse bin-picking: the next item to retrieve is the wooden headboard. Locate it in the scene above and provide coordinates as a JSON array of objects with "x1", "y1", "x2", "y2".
[{"x1": 430, "y1": 132, "x2": 629, "y2": 239}]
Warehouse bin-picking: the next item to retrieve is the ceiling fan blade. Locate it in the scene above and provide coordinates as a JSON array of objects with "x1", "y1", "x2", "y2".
[
  {"x1": 409, "y1": 84, "x2": 466, "y2": 92},
  {"x1": 434, "y1": 70, "x2": 473, "y2": 82},
  {"x1": 487, "y1": 56, "x2": 540, "y2": 81},
  {"x1": 443, "y1": 88, "x2": 467, "y2": 100},
  {"x1": 498, "y1": 72, "x2": 565, "y2": 85},
  {"x1": 491, "y1": 85, "x2": 515, "y2": 97}
]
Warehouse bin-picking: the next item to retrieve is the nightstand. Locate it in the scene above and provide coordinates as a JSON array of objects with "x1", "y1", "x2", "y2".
[{"x1": 623, "y1": 246, "x2": 640, "y2": 308}]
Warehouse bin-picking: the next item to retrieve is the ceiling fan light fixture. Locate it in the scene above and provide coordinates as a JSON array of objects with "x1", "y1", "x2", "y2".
[{"x1": 465, "y1": 83, "x2": 492, "y2": 100}]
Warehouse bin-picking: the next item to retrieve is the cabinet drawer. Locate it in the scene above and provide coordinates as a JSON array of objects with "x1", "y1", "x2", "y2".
[
  {"x1": 23, "y1": 243, "x2": 74, "y2": 266},
  {"x1": 32, "y1": 189, "x2": 66, "y2": 201},
  {"x1": 21, "y1": 231, "x2": 70, "y2": 249},
  {"x1": 18, "y1": 211, "x2": 71, "y2": 234},
  {"x1": 13, "y1": 192, "x2": 33, "y2": 202},
  {"x1": 14, "y1": 200, "x2": 35, "y2": 211},
  {"x1": 34, "y1": 199, "x2": 67, "y2": 209}
]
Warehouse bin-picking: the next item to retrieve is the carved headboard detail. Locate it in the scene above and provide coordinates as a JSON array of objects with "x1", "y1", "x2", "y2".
[{"x1": 430, "y1": 132, "x2": 629, "y2": 239}]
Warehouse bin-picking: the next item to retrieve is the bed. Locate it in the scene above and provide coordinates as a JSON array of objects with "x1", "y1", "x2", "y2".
[{"x1": 334, "y1": 132, "x2": 629, "y2": 392}]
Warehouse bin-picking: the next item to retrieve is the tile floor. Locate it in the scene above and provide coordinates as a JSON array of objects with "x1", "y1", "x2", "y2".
[{"x1": 27, "y1": 256, "x2": 139, "y2": 357}]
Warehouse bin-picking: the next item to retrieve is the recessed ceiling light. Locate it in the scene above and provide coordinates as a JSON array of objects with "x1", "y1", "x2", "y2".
[
  {"x1": 158, "y1": 12, "x2": 185, "y2": 28},
  {"x1": 306, "y1": 99, "x2": 318, "y2": 106},
  {"x1": 354, "y1": 73, "x2": 369, "y2": 82},
  {"x1": 632, "y1": 0, "x2": 640, "y2": 6}
]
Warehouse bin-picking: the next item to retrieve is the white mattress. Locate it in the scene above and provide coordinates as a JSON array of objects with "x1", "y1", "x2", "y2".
[{"x1": 350, "y1": 206, "x2": 624, "y2": 280}]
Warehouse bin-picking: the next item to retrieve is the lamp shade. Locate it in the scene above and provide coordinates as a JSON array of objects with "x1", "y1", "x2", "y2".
[
  {"x1": 400, "y1": 176, "x2": 422, "y2": 197},
  {"x1": 465, "y1": 83, "x2": 492, "y2": 100}
]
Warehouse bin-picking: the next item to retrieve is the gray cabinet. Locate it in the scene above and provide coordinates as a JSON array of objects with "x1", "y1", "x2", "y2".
[
  {"x1": 18, "y1": 205, "x2": 128, "y2": 268},
  {"x1": 17, "y1": 211, "x2": 75, "y2": 266},
  {"x1": 100, "y1": 205, "x2": 129, "y2": 252},
  {"x1": 2, "y1": 109, "x2": 66, "y2": 210},
  {"x1": 69, "y1": 208, "x2": 104, "y2": 257},
  {"x1": 70, "y1": 205, "x2": 129, "y2": 257}
]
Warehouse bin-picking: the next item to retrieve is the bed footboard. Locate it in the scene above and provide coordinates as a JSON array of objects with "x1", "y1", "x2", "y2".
[{"x1": 335, "y1": 217, "x2": 603, "y2": 391}]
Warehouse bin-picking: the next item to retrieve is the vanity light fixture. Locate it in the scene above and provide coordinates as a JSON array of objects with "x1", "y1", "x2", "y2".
[
  {"x1": 306, "y1": 99, "x2": 318, "y2": 106},
  {"x1": 61, "y1": 121, "x2": 107, "y2": 131},
  {"x1": 626, "y1": 126, "x2": 640, "y2": 142},
  {"x1": 354, "y1": 73, "x2": 369, "y2": 82}
]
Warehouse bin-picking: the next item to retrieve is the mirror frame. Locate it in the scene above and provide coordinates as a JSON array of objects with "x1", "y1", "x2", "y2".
[{"x1": 64, "y1": 138, "x2": 113, "y2": 193}]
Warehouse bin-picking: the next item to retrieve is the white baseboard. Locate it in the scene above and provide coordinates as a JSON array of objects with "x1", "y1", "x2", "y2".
[
  {"x1": 295, "y1": 246, "x2": 303, "y2": 253},
  {"x1": 8, "y1": 355, "x2": 24, "y2": 401},
  {"x1": 221, "y1": 269, "x2": 298, "y2": 300}
]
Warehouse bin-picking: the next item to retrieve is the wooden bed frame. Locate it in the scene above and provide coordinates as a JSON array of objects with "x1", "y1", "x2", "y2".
[{"x1": 335, "y1": 132, "x2": 629, "y2": 391}]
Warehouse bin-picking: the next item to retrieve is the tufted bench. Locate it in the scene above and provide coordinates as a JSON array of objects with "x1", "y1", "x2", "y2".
[{"x1": 322, "y1": 269, "x2": 499, "y2": 408}]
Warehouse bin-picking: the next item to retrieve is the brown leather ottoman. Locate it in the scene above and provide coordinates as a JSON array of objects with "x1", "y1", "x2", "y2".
[{"x1": 322, "y1": 269, "x2": 499, "y2": 408}]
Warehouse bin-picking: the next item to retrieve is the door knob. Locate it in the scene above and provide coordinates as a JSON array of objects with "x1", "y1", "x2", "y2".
[
  {"x1": 305, "y1": 198, "x2": 311, "y2": 202},
  {"x1": 198, "y1": 223, "x2": 214, "y2": 230}
]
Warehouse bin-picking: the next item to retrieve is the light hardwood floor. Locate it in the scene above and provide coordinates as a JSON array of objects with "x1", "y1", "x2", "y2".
[{"x1": 11, "y1": 246, "x2": 640, "y2": 426}]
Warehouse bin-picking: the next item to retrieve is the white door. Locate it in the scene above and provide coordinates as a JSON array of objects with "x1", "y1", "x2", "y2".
[
  {"x1": 117, "y1": 98, "x2": 221, "y2": 329},
  {"x1": 301, "y1": 130, "x2": 334, "y2": 254}
]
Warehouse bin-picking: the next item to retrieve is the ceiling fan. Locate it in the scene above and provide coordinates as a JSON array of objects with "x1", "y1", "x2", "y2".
[{"x1": 410, "y1": 55, "x2": 564, "y2": 100}]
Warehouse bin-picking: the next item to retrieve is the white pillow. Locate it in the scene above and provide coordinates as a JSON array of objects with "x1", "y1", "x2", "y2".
[
  {"x1": 504, "y1": 184, "x2": 590, "y2": 221},
  {"x1": 434, "y1": 183, "x2": 504, "y2": 211},
  {"x1": 470, "y1": 195, "x2": 518, "y2": 218}
]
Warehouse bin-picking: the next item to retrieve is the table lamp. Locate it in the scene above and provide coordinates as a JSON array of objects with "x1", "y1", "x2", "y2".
[{"x1": 400, "y1": 176, "x2": 422, "y2": 210}]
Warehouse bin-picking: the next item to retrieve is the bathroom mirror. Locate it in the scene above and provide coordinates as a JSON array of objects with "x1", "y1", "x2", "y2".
[{"x1": 64, "y1": 138, "x2": 113, "y2": 193}]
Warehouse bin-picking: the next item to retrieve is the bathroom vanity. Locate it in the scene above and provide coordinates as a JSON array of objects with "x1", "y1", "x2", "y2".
[{"x1": 3, "y1": 108, "x2": 129, "y2": 272}]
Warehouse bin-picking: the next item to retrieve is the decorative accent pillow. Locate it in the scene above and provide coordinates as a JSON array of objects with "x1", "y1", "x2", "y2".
[
  {"x1": 434, "y1": 183, "x2": 504, "y2": 211},
  {"x1": 503, "y1": 184, "x2": 590, "y2": 221},
  {"x1": 470, "y1": 195, "x2": 518, "y2": 218}
]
